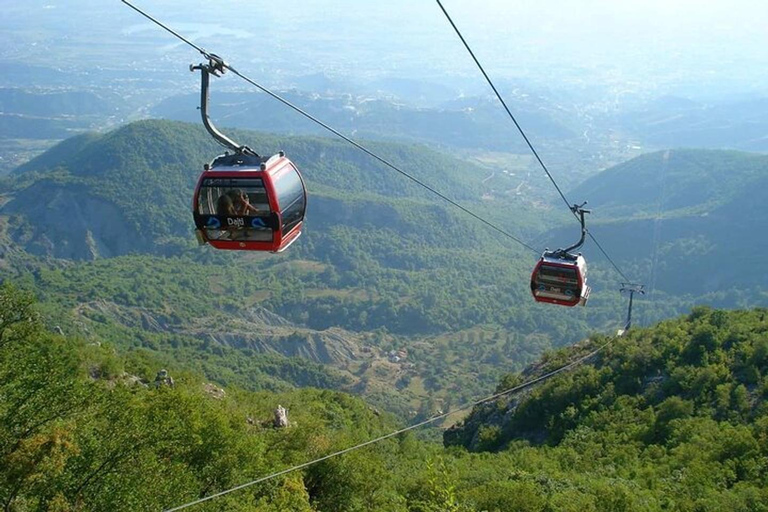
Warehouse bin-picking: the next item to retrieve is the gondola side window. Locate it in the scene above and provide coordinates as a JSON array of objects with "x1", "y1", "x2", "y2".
[
  {"x1": 198, "y1": 178, "x2": 271, "y2": 215},
  {"x1": 198, "y1": 177, "x2": 273, "y2": 241},
  {"x1": 274, "y1": 167, "x2": 306, "y2": 234},
  {"x1": 537, "y1": 265, "x2": 579, "y2": 284}
]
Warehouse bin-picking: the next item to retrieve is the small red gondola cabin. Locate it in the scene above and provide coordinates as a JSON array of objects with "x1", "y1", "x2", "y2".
[
  {"x1": 531, "y1": 251, "x2": 591, "y2": 307},
  {"x1": 192, "y1": 151, "x2": 307, "y2": 252}
]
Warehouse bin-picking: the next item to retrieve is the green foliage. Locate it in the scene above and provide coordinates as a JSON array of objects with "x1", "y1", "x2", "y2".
[
  {"x1": 3, "y1": 120, "x2": 768, "y2": 511},
  {"x1": 445, "y1": 308, "x2": 768, "y2": 511},
  {"x1": 570, "y1": 149, "x2": 768, "y2": 219},
  {"x1": 2, "y1": 286, "x2": 768, "y2": 510},
  {"x1": 0, "y1": 285, "x2": 399, "y2": 511},
  {"x1": 9, "y1": 120, "x2": 765, "y2": 428},
  {"x1": 1, "y1": 119, "x2": 615, "y2": 339},
  {"x1": 407, "y1": 458, "x2": 465, "y2": 512}
]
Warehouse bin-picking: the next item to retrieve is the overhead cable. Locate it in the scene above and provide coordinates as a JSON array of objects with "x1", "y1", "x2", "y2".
[
  {"x1": 435, "y1": 0, "x2": 636, "y2": 283},
  {"x1": 121, "y1": 0, "x2": 540, "y2": 255}
]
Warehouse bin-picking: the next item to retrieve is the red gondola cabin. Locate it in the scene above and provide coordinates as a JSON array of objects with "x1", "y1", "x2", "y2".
[
  {"x1": 193, "y1": 151, "x2": 307, "y2": 252},
  {"x1": 530, "y1": 252, "x2": 590, "y2": 307}
]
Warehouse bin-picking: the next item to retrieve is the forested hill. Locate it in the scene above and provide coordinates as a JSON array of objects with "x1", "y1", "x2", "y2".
[
  {"x1": 568, "y1": 149, "x2": 768, "y2": 219},
  {"x1": 448, "y1": 305, "x2": 768, "y2": 452},
  {"x1": 3, "y1": 284, "x2": 767, "y2": 511},
  {"x1": 0, "y1": 119, "x2": 602, "y2": 420},
  {"x1": 550, "y1": 148, "x2": 768, "y2": 297},
  {"x1": 0, "y1": 284, "x2": 398, "y2": 511},
  {"x1": 2, "y1": 119, "x2": 497, "y2": 259},
  {"x1": 442, "y1": 306, "x2": 768, "y2": 508},
  {"x1": 4, "y1": 121, "x2": 767, "y2": 431}
]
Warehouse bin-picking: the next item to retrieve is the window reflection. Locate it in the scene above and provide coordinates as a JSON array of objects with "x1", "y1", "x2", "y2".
[{"x1": 198, "y1": 177, "x2": 273, "y2": 241}]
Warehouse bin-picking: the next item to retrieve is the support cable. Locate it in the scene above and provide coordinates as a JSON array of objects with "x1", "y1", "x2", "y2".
[
  {"x1": 435, "y1": 0, "x2": 571, "y2": 210},
  {"x1": 435, "y1": 0, "x2": 635, "y2": 283},
  {"x1": 121, "y1": 0, "x2": 540, "y2": 255},
  {"x1": 645, "y1": 150, "x2": 671, "y2": 324},
  {"x1": 164, "y1": 335, "x2": 616, "y2": 511}
]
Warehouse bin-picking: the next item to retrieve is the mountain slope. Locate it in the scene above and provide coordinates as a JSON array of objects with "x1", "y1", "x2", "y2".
[
  {"x1": 437, "y1": 307, "x2": 768, "y2": 511},
  {"x1": 5, "y1": 122, "x2": 768, "y2": 426},
  {"x1": 548, "y1": 149, "x2": 768, "y2": 296},
  {"x1": 446, "y1": 306, "x2": 768, "y2": 450},
  {"x1": 568, "y1": 149, "x2": 768, "y2": 219},
  {"x1": 3, "y1": 119, "x2": 499, "y2": 259},
  {"x1": 4, "y1": 282, "x2": 767, "y2": 512},
  {"x1": 0, "y1": 121, "x2": 611, "y2": 420}
]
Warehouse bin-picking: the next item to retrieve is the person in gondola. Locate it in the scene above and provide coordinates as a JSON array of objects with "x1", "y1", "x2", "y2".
[
  {"x1": 216, "y1": 193, "x2": 236, "y2": 216},
  {"x1": 215, "y1": 189, "x2": 259, "y2": 241},
  {"x1": 191, "y1": 57, "x2": 306, "y2": 252},
  {"x1": 228, "y1": 189, "x2": 259, "y2": 215},
  {"x1": 213, "y1": 193, "x2": 242, "y2": 240}
]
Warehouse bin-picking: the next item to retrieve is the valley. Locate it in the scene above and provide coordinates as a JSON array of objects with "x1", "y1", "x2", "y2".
[{"x1": 1, "y1": 119, "x2": 766, "y2": 426}]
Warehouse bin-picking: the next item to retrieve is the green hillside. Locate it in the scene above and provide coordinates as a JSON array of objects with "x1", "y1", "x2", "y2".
[
  {"x1": 443, "y1": 306, "x2": 768, "y2": 509},
  {"x1": 0, "y1": 120, "x2": 623, "y2": 420},
  {"x1": 3, "y1": 285, "x2": 767, "y2": 511},
  {"x1": 0, "y1": 284, "x2": 399, "y2": 511},
  {"x1": 551, "y1": 149, "x2": 768, "y2": 297},
  {"x1": 3, "y1": 121, "x2": 767, "y2": 424},
  {"x1": 4, "y1": 119, "x2": 500, "y2": 257},
  {"x1": 447, "y1": 306, "x2": 768, "y2": 448},
  {"x1": 568, "y1": 149, "x2": 768, "y2": 219}
]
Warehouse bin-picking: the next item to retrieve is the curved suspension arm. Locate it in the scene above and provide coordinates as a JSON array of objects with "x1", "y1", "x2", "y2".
[
  {"x1": 190, "y1": 56, "x2": 257, "y2": 156},
  {"x1": 561, "y1": 202, "x2": 591, "y2": 255}
]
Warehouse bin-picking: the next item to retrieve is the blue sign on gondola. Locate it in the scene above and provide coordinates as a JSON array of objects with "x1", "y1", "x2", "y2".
[{"x1": 206, "y1": 216, "x2": 221, "y2": 229}]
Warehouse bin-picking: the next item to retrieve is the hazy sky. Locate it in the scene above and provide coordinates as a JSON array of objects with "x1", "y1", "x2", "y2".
[
  {"x1": 4, "y1": 0, "x2": 768, "y2": 96},
  {"x1": 130, "y1": 0, "x2": 768, "y2": 89}
]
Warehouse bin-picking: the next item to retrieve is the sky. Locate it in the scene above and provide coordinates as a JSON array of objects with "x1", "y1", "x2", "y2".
[{"x1": 2, "y1": 0, "x2": 767, "y2": 97}]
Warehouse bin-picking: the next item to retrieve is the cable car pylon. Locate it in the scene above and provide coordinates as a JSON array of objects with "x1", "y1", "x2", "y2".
[{"x1": 618, "y1": 283, "x2": 645, "y2": 336}]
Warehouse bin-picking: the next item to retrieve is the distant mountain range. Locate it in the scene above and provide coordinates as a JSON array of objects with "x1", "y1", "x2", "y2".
[
  {"x1": 151, "y1": 90, "x2": 577, "y2": 151},
  {"x1": 613, "y1": 95, "x2": 768, "y2": 152},
  {"x1": 0, "y1": 88, "x2": 130, "y2": 140}
]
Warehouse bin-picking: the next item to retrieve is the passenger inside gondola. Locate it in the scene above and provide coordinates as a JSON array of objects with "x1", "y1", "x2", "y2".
[
  {"x1": 201, "y1": 182, "x2": 273, "y2": 242},
  {"x1": 229, "y1": 189, "x2": 259, "y2": 215},
  {"x1": 216, "y1": 193, "x2": 236, "y2": 216}
]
